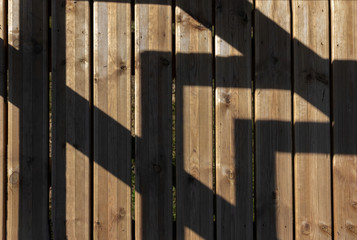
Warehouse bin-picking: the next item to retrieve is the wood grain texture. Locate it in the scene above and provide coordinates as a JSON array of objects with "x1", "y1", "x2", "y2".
[
  {"x1": 331, "y1": 1, "x2": 357, "y2": 239},
  {"x1": 215, "y1": 0, "x2": 253, "y2": 239},
  {"x1": 293, "y1": 1, "x2": 332, "y2": 239},
  {"x1": 135, "y1": 1, "x2": 172, "y2": 239},
  {"x1": 93, "y1": 1, "x2": 131, "y2": 239},
  {"x1": 0, "y1": 0, "x2": 6, "y2": 238},
  {"x1": 176, "y1": 1, "x2": 213, "y2": 239},
  {"x1": 255, "y1": 1, "x2": 293, "y2": 239},
  {"x1": 8, "y1": 0, "x2": 49, "y2": 238},
  {"x1": 52, "y1": 0, "x2": 91, "y2": 239}
]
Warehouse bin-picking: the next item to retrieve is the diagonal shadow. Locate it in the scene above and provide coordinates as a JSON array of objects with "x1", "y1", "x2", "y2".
[
  {"x1": 5, "y1": 0, "x2": 50, "y2": 238},
  {"x1": 1, "y1": 0, "x2": 356, "y2": 239}
]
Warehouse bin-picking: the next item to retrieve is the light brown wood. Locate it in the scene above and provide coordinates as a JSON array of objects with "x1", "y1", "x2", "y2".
[
  {"x1": 135, "y1": 1, "x2": 172, "y2": 239},
  {"x1": 255, "y1": 1, "x2": 293, "y2": 239},
  {"x1": 93, "y1": 1, "x2": 131, "y2": 239},
  {"x1": 293, "y1": 0, "x2": 332, "y2": 239},
  {"x1": 52, "y1": 0, "x2": 91, "y2": 239},
  {"x1": 215, "y1": 0, "x2": 253, "y2": 239},
  {"x1": 176, "y1": 1, "x2": 213, "y2": 239},
  {"x1": 331, "y1": 1, "x2": 357, "y2": 239},
  {"x1": 0, "y1": 0, "x2": 6, "y2": 238},
  {"x1": 8, "y1": 0, "x2": 49, "y2": 238}
]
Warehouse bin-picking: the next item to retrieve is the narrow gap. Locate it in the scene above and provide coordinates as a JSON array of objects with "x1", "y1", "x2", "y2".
[
  {"x1": 289, "y1": 0, "x2": 296, "y2": 239},
  {"x1": 3, "y1": 0, "x2": 8, "y2": 237},
  {"x1": 48, "y1": 0, "x2": 53, "y2": 238},
  {"x1": 48, "y1": 75, "x2": 52, "y2": 238},
  {"x1": 251, "y1": 1, "x2": 256, "y2": 240},
  {"x1": 328, "y1": 0, "x2": 334, "y2": 238},
  {"x1": 171, "y1": 1, "x2": 177, "y2": 239},
  {"x1": 89, "y1": 0, "x2": 94, "y2": 239},
  {"x1": 130, "y1": 0, "x2": 136, "y2": 239},
  {"x1": 211, "y1": 0, "x2": 217, "y2": 239}
]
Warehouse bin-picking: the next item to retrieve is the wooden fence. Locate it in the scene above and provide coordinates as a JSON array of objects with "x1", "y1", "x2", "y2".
[{"x1": 0, "y1": 0, "x2": 356, "y2": 239}]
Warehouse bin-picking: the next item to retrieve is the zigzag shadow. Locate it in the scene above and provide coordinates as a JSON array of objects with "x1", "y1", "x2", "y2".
[{"x1": 1, "y1": 0, "x2": 356, "y2": 239}]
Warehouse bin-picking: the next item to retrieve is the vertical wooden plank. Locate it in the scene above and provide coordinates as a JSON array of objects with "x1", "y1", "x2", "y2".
[
  {"x1": 215, "y1": 0, "x2": 253, "y2": 239},
  {"x1": 176, "y1": 1, "x2": 213, "y2": 239},
  {"x1": 135, "y1": 1, "x2": 172, "y2": 239},
  {"x1": 52, "y1": 0, "x2": 91, "y2": 239},
  {"x1": 0, "y1": 0, "x2": 6, "y2": 238},
  {"x1": 255, "y1": 1, "x2": 293, "y2": 239},
  {"x1": 331, "y1": 1, "x2": 357, "y2": 239},
  {"x1": 293, "y1": 0, "x2": 332, "y2": 239},
  {"x1": 7, "y1": 0, "x2": 49, "y2": 238},
  {"x1": 93, "y1": 1, "x2": 131, "y2": 239}
]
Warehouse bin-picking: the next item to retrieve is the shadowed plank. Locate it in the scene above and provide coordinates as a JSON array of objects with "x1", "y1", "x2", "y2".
[
  {"x1": 8, "y1": 0, "x2": 49, "y2": 238},
  {"x1": 135, "y1": 1, "x2": 172, "y2": 239},
  {"x1": 293, "y1": 0, "x2": 332, "y2": 239},
  {"x1": 93, "y1": 1, "x2": 131, "y2": 239},
  {"x1": 0, "y1": 0, "x2": 6, "y2": 238},
  {"x1": 332, "y1": 1, "x2": 357, "y2": 239},
  {"x1": 255, "y1": 1, "x2": 293, "y2": 239},
  {"x1": 52, "y1": 0, "x2": 91, "y2": 239},
  {"x1": 176, "y1": 1, "x2": 213, "y2": 239},
  {"x1": 215, "y1": 0, "x2": 253, "y2": 239}
]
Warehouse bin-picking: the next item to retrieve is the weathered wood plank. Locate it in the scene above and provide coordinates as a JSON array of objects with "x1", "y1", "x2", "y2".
[
  {"x1": 0, "y1": 0, "x2": 6, "y2": 238},
  {"x1": 52, "y1": 0, "x2": 91, "y2": 239},
  {"x1": 215, "y1": 0, "x2": 253, "y2": 239},
  {"x1": 135, "y1": 1, "x2": 172, "y2": 239},
  {"x1": 8, "y1": 0, "x2": 49, "y2": 238},
  {"x1": 176, "y1": 1, "x2": 213, "y2": 239},
  {"x1": 93, "y1": 1, "x2": 131, "y2": 239},
  {"x1": 292, "y1": 0, "x2": 332, "y2": 239},
  {"x1": 255, "y1": 1, "x2": 293, "y2": 239},
  {"x1": 331, "y1": 1, "x2": 357, "y2": 239}
]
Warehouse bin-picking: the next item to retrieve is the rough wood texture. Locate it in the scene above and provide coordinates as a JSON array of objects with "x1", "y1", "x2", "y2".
[
  {"x1": 255, "y1": 1, "x2": 293, "y2": 239},
  {"x1": 215, "y1": 0, "x2": 253, "y2": 239},
  {"x1": 176, "y1": 1, "x2": 213, "y2": 239},
  {"x1": 93, "y1": 1, "x2": 131, "y2": 239},
  {"x1": 8, "y1": 0, "x2": 49, "y2": 238},
  {"x1": 135, "y1": 1, "x2": 172, "y2": 239},
  {"x1": 52, "y1": 0, "x2": 91, "y2": 239},
  {"x1": 293, "y1": 1, "x2": 332, "y2": 239},
  {"x1": 0, "y1": 0, "x2": 6, "y2": 238},
  {"x1": 331, "y1": 1, "x2": 357, "y2": 239}
]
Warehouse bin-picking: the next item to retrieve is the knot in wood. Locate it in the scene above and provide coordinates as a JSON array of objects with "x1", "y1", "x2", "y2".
[
  {"x1": 119, "y1": 208, "x2": 126, "y2": 218},
  {"x1": 237, "y1": 11, "x2": 248, "y2": 23},
  {"x1": 152, "y1": 163, "x2": 161, "y2": 173},
  {"x1": 347, "y1": 223, "x2": 357, "y2": 236},
  {"x1": 13, "y1": 39, "x2": 20, "y2": 49},
  {"x1": 9, "y1": 171, "x2": 20, "y2": 185},
  {"x1": 225, "y1": 169, "x2": 235, "y2": 182},
  {"x1": 160, "y1": 57, "x2": 170, "y2": 66},
  {"x1": 319, "y1": 224, "x2": 331, "y2": 236},
  {"x1": 301, "y1": 221, "x2": 311, "y2": 235}
]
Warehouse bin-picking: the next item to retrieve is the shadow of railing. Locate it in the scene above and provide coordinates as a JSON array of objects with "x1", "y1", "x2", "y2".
[{"x1": 1, "y1": 0, "x2": 356, "y2": 239}]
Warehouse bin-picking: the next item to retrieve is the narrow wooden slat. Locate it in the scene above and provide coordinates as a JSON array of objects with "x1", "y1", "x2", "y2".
[
  {"x1": 293, "y1": 0, "x2": 332, "y2": 239},
  {"x1": 52, "y1": 0, "x2": 91, "y2": 239},
  {"x1": 176, "y1": 1, "x2": 213, "y2": 239},
  {"x1": 8, "y1": 0, "x2": 49, "y2": 238},
  {"x1": 135, "y1": 1, "x2": 172, "y2": 239},
  {"x1": 331, "y1": 1, "x2": 357, "y2": 239},
  {"x1": 93, "y1": 1, "x2": 131, "y2": 239},
  {"x1": 255, "y1": 1, "x2": 293, "y2": 239},
  {"x1": 0, "y1": 0, "x2": 6, "y2": 238},
  {"x1": 215, "y1": 0, "x2": 253, "y2": 239}
]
